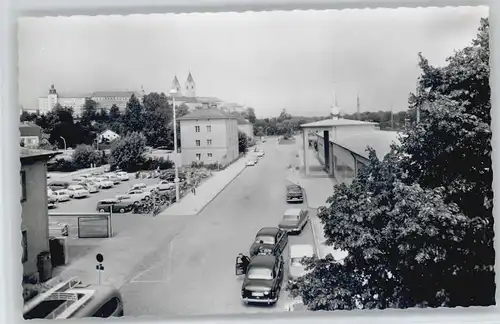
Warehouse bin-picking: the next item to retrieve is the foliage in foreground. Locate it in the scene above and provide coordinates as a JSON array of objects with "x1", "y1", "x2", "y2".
[
  {"x1": 290, "y1": 17, "x2": 494, "y2": 310},
  {"x1": 109, "y1": 132, "x2": 147, "y2": 172}
]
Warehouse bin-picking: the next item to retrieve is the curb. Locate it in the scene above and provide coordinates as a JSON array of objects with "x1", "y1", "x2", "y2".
[
  {"x1": 309, "y1": 216, "x2": 322, "y2": 258},
  {"x1": 194, "y1": 163, "x2": 248, "y2": 215}
]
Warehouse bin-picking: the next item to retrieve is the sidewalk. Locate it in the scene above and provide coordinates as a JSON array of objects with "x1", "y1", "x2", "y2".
[
  {"x1": 310, "y1": 213, "x2": 348, "y2": 261},
  {"x1": 160, "y1": 156, "x2": 249, "y2": 216}
]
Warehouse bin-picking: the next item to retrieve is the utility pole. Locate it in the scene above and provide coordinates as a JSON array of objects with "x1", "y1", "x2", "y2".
[{"x1": 356, "y1": 93, "x2": 360, "y2": 120}]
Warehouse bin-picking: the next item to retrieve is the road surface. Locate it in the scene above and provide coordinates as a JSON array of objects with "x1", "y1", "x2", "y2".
[{"x1": 120, "y1": 138, "x2": 315, "y2": 317}]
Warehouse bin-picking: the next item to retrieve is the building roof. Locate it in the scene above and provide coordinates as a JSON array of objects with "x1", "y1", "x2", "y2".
[
  {"x1": 19, "y1": 123, "x2": 42, "y2": 137},
  {"x1": 300, "y1": 118, "x2": 378, "y2": 129},
  {"x1": 333, "y1": 130, "x2": 402, "y2": 160},
  {"x1": 187, "y1": 72, "x2": 195, "y2": 84},
  {"x1": 256, "y1": 227, "x2": 280, "y2": 236},
  {"x1": 20, "y1": 148, "x2": 60, "y2": 164},
  {"x1": 92, "y1": 90, "x2": 139, "y2": 98},
  {"x1": 178, "y1": 108, "x2": 236, "y2": 121}
]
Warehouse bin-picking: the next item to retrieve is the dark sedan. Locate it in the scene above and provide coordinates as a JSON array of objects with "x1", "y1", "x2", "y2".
[
  {"x1": 249, "y1": 227, "x2": 288, "y2": 258},
  {"x1": 96, "y1": 199, "x2": 133, "y2": 214},
  {"x1": 286, "y1": 184, "x2": 304, "y2": 203},
  {"x1": 241, "y1": 254, "x2": 284, "y2": 305}
]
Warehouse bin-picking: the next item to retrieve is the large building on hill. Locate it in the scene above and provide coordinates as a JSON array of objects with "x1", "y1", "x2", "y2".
[
  {"x1": 36, "y1": 84, "x2": 146, "y2": 117},
  {"x1": 178, "y1": 108, "x2": 239, "y2": 166}
]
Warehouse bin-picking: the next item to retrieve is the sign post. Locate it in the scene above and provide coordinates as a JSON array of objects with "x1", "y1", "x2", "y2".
[{"x1": 96, "y1": 253, "x2": 104, "y2": 285}]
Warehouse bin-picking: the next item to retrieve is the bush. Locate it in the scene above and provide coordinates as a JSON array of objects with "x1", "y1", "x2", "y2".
[
  {"x1": 72, "y1": 144, "x2": 100, "y2": 169},
  {"x1": 205, "y1": 163, "x2": 220, "y2": 170},
  {"x1": 141, "y1": 157, "x2": 174, "y2": 171},
  {"x1": 191, "y1": 161, "x2": 204, "y2": 168}
]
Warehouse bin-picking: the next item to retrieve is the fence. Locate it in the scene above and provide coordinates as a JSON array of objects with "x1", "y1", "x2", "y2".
[{"x1": 48, "y1": 212, "x2": 113, "y2": 239}]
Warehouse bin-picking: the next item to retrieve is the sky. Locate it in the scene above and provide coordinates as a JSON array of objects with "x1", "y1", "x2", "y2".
[{"x1": 18, "y1": 6, "x2": 489, "y2": 118}]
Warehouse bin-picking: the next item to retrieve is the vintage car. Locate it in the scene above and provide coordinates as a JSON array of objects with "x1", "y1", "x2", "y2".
[
  {"x1": 96, "y1": 199, "x2": 133, "y2": 214},
  {"x1": 81, "y1": 181, "x2": 100, "y2": 194},
  {"x1": 249, "y1": 227, "x2": 288, "y2": 258},
  {"x1": 239, "y1": 254, "x2": 284, "y2": 305},
  {"x1": 52, "y1": 190, "x2": 71, "y2": 202},
  {"x1": 48, "y1": 181, "x2": 70, "y2": 192},
  {"x1": 102, "y1": 173, "x2": 121, "y2": 185},
  {"x1": 47, "y1": 195, "x2": 57, "y2": 209},
  {"x1": 130, "y1": 183, "x2": 147, "y2": 190},
  {"x1": 246, "y1": 159, "x2": 258, "y2": 166},
  {"x1": 116, "y1": 171, "x2": 130, "y2": 181},
  {"x1": 67, "y1": 185, "x2": 90, "y2": 199},
  {"x1": 157, "y1": 180, "x2": 174, "y2": 191},
  {"x1": 278, "y1": 208, "x2": 309, "y2": 234},
  {"x1": 92, "y1": 177, "x2": 114, "y2": 189},
  {"x1": 127, "y1": 188, "x2": 152, "y2": 201},
  {"x1": 288, "y1": 244, "x2": 314, "y2": 284},
  {"x1": 286, "y1": 184, "x2": 304, "y2": 203}
]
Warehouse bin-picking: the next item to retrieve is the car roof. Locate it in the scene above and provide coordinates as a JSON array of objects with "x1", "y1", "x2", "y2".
[
  {"x1": 284, "y1": 208, "x2": 303, "y2": 216},
  {"x1": 249, "y1": 254, "x2": 276, "y2": 268},
  {"x1": 290, "y1": 244, "x2": 314, "y2": 257},
  {"x1": 99, "y1": 199, "x2": 117, "y2": 203},
  {"x1": 287, "y1": 184, "x2": 301, "y2": 190},
  {"x1": 256, "y1": 227, "x2": 279, "y2": 236}
]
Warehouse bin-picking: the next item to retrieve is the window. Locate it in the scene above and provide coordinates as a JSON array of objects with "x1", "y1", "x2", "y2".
[
  {"x1": 207, "y1": 139, "x2": 212, "y2": 146},
  {"x1": 195, "y1": 126, "x2": 200, "y2": 132},
  {"x1": 207, "y1": 153, "x2": 212, "y2": 158},
  {"x1": 22, "y1": 230, "x2": 27, "y2": 263},
  {"x1": 195, "y1": 140, "x2": 201, "y2": 147},
  {"x1": 196, "y1": 154, "x2": 201, "y2": 161},
  {"x1": 92, "y1": 297, "x2": 122, "y2": 318},
  {"x1": 207, "y1": 125, "x2": 211, "y2": 132},
  {"x1": 20, "y1": 170, "x2": 26, "y2": 202}
]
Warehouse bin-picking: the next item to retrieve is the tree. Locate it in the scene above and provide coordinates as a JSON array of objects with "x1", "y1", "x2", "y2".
[
  {"x1": 246, "y1": 107, "x2": 257, "y2": 124},
  {"x1": 72, "y1": 144, "x2": 100, "y2": 169},
  {"x1": 122, "y1": 94, "x2": 145, "y2": 134},
  {"x1": 109, "y1": 104, "x2": 121, "y2": 120},
  {"x1": 81, "y1": 98, "x2": 98, "y2": 122},
  {"x1": 109, "y1": 132, "x2": 147, "y2": 172},
  {"x1": 238, "y1": 131, "x2": 248, "y2": 153},
  {"x1": 176, "y1": 103, "x2": 190, "y2": 118},
  {"x1": 290, "y1": 148, "x2": 475, "y2": 310}
]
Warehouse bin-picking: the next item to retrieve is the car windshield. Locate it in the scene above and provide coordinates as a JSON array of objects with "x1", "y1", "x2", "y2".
[
  {"x1": 283, "y1": 214, "x2": 299, "y2": 221},
  {"x1": 288, "y1": 187, "x2": 301, "y2": 193},
  {"x1": 255, "y1": 235, "x2": 275, "y2": 244},
  {"x1": 247, "y1": 267, "x2": 273, "y2": 280}
]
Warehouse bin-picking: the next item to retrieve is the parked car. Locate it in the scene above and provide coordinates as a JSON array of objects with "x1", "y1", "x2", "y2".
[
  {"x1": 67, "y1": 185, "x2": 90, "y2": 199},
  {"x1": 257, "y1": 151, "x2": 265, "y2": 157},
  {"x1": 116, "y1": 171, "x2": 130, "y2": 181},
  {"x1": 127, "y1": 188, "x2": 152, "y2": 200},
  {"x1": 52, "y1": 190, "x2": 71, "y2": 202},
  {"x1": 288, "y1": 244, "x2": 314, "y2": 284},
  {"x1": 71, "y1": 177, "x2": 86, "y2": 184},
  {"x1": 116, "y1": 194, "x2": 141, "y2": 205},
  {"x1": 131, "y1": 183, "x2": 147, "y2": 190},
  {"x1": 81, "y1": 181, "x2": 99, "y2": 194},
  {"x1": 239, "y1": 254, "x2": 284, "y2": 305},
  {"x1": 160, "y1": 170, "x2": 186, "y2": 182},
  {"x1": 246, "y1": 159, "x2": 258, "y2": 166},
  {"x1": 157, "y1": 180, "x2": 174, "y2": 191},
  {"x1": 49, "y1": 221, "x2": 69, "y2": 237},
  {"x1": 47, "y1": 195, "x2": 57, "y2": 209},
  {"x1": 96, "y1": 199, "x2": 133, "y2": 214},
  {"x1": 47, "y1": 187, "x2": 55, "y2": 196},
  {"x1": 48, "y1": 181, "x2": 70, "y2": 192},
  {"x1": 286, "y1": 184, "x2": 304, "y2": 203},
  {"x1": 92, "y1": 177, "x2": 114, "y2": 189},
  {"x1": 249, "y1": 227, "x2": 288, "y2": 258},
  {"x1": 278, "y1": 208, "x2": 309, "y2": 234},
  {"x1": 102, "y1": 173, "x2": 121, "y2": 185}
]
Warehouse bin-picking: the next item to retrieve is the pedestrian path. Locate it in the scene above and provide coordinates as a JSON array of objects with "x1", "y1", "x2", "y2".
[
  {"x1": 160, "y1": 156, "x2": 249, "y2": 216},
  {"x1": 310, "y1": 214, "x2": 348, "y2": 261}
]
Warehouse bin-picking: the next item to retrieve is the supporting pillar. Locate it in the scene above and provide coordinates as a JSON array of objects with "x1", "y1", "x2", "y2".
[
  {"x1": 323, "y1": 130, "x2": 330, "y2": 173},
  {"x1": 302, "y1": 129, "x2": 310, "y2": 176}
]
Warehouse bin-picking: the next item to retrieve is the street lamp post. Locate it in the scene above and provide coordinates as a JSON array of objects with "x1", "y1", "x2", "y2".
[
  {"x1": 60, "y1": 136, "x2": 67, "y2": 151},
  {"x1": 170, "y1": 89, "x2": 181, "y2": 203}
]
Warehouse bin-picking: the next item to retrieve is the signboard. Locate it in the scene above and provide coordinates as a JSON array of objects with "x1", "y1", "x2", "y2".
[{"x1": 78, "y1": 216, "x2": 109, "y2": 238}]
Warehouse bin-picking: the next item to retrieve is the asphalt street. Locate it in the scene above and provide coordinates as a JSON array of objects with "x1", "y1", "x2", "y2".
[{"x1": 120, "y1": 138, "x2": 315, "y2": 317}]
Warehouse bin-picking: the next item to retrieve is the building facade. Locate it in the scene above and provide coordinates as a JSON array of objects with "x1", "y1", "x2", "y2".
[
  {"x1": 97, "y1": 130, "x2": 120, "y2": 144},
  {"x1": 20, "y1": 123, "x2": 42, "y2": 148},
  {"x1": 37, "y1": 84, "x2": 145, "y2": 117},
  {"x1": 235, "y1": 116, "x2": 255, "y2": 144},
  {"x1": 179, "y1": 109, "x2": 239, "y2": 166},
  {"x1": 21, "y1": 149, "x2": 59, "y2": 280}
]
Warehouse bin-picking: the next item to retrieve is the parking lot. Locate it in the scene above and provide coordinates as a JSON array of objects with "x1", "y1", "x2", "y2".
[{"x1": 48, "y1": 172, "x2": 163, "y2": 262}]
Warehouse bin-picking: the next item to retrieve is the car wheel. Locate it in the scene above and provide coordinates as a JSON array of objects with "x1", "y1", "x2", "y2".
[
  {"x1": 99, "y1": 208, "x2": 105, "y2": 213},
  {"x1": 119, "y1": 208, "x2": 126, "y2": 214}
]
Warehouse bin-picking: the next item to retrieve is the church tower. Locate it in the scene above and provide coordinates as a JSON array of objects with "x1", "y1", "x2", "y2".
[
  {"x1": 171, "y1": 75, "x2": 182, "y2": 97},
  {"x1": 184, "y1": 72, "x2": 196, "y2": 98},
  {"x1": 48, "y1": 84, "x2": 58, "y2": 110}
]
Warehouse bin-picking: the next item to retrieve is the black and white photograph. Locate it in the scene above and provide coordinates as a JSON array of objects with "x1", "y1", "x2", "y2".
[{"x1": 17, "y1": 4, "x2": 493, "y2": 319}]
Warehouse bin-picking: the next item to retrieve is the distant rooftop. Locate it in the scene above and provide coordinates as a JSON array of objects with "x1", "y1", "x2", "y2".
[
  {"x1": 333, "y1": 130, "x2": 402, "y2": 160},
  {"x1": 20, "y1": 123, "x2": 42, "y2": 137},
  {"x1": 178, "y1": 108, "x2": 236, "y2": 121},
  {"x1": 300, "y1": 118, "x2": 378, "y2": 128}
]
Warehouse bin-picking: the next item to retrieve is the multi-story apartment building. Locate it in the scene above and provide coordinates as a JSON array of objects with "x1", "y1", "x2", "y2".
[{"x1": 179, "y1": 108, "x2": 239, "y2": 166}]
